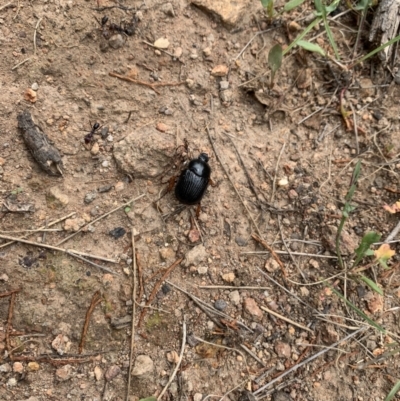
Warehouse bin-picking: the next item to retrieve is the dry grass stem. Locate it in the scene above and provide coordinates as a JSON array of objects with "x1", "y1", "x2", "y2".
[
  {"x1": 157, "y1": 319, "x2": 186, "y2": 400},
  {"x1": 260, "y1": 305, "x2": 313, "y2": 333}
]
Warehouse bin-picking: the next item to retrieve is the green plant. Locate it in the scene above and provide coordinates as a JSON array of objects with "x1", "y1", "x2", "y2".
[{"x1": 268, "y1": 44, "x2": 283, "y2": 87}]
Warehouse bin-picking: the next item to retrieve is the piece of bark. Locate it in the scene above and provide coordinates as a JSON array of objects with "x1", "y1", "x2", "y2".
[
  {"x1": 17, "y1": 110, "x2": 63, "y2": 176},
  {"x1": 369, "y1": 0, "x2": 400, "y2": 63}
]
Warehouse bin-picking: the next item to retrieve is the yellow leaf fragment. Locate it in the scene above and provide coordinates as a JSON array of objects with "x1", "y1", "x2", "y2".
[
  {"x1": 374, "y1": 243, "x2": 395, "y2": 261},
  {"x1": 383, "y1": 201, "x2": 400, "y2": 214}
]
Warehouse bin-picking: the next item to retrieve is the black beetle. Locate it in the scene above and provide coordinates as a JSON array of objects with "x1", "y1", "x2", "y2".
[{"x1": 175, "y1": 153, "x2": 211, "y2": 205}]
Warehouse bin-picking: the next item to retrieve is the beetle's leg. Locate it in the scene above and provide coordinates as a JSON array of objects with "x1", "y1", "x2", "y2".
[{"x1": 195, "y1": 203, "x2": 201, "y2": 218}]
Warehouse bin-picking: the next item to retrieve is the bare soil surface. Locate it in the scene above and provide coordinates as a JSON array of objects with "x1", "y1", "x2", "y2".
[{"x1": 1, "y1": 1, "x2": 400, "y2": 401}]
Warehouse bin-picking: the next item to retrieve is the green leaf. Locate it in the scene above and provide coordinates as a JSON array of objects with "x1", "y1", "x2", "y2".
[
  {"x1": 139, "y1": 397, "x2": 157, "y2": 401},
  {"x1": 360, "y1": 275, "x2": 383, "y2": 295},
  {"x1": 284, "y1": 0, "x2": 306, "y2": 11},
  {"x1": 261, "y1": 0, "x2": 274, "y2": 17},
  {"x1": 330, "y1": 286, "x2": 385, "y2": 333},
  {"x1": 268, "y1": 44, "x2": 283, "y2": 74},
  {"x1": 297, "y1": 40, "x2": 326, "y2": 56},
  {"x1": 124, "y1": 206, "x2": 131, "y2": 213},
  {"x1": 385, "y1": 380, "x2": 400, "y2": 401},
  {"x1": 283, "y1": 18, "x2": 320, "y2": 55},
  {"x1": 353, "y1": 231, "x2": 381, "y2": 267}
]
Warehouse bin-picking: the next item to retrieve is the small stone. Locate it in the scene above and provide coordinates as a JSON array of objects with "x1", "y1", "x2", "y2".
[
  {"x1": 222, "y1": 272, "x2": 235, "y2": 282},
  {"x1": 131, "y1": 355, "x2": 154, "y2": 377},
  {"x1": 0, "y1": 157, "x2": 5, "y2": 166},
  {"x1": 13, "y1": 362, "x2": 24, "y2": 373},
  {"x1": 235, "y1": 236, "x2": 247, "y2": 246},
  {"x1": 0, "y1": 363, "x2": 11, "y2": 373},
  {"x1": 105, "y1": 365, "x2": 121, "y2": 381},
  {"x1": 114, "y1": 181, "x2": 124, "y2": 191},
  {"x1": 27, "y1": 362, "x2": 40, "y2": 371},
  {"x1": 220, "y1": 89, "x2": 233, "y2": 103},
  {"x1": 101, "y1": 160, "x2": 109, "y2": 168},
  {"x1": 0, "y1": 273, "x2": 9, "y2": 281},
  {"x1": 109, "y1": 34, "x2": 124, "y2": 49},
  {"x1": 288, "y1": 189, "x2": 298, "y2": 199},
  {"x1": 159, "y1": 247, "x2": 175, "y2": 261},
  {"x1": 84, "y1": 191, "x2": 97, "y2": 204},
  {"x1": 56, "y1": 364, "x2": 73, "y2": 381},
  {"x1": 183, "y1": 244, "x2": 207, "y2": 267},
  {"x1": 193, "y1": 394, "x2": 203, "y2": 401},
  {"x1": 64, "y1": 218, "x2": 86, "y2": 232},
  {"x1": 211, "y1": 64, "x2": 229, "y2": 77},
  {"x1": 107, "y1": 134, "x2": 113, "y2": 142},
  {"x1": 166, "y1": 351, "x2": 179, "y2": 363},
  {"x1": 156, "y1": 122, "x2": 169, "y2": 132},
  {"x1": 52, "y1": 334, "x2": 71, "y2": 355},
  {"x1": 24, "y1": 88, "x2": 37, "y2": 103},
  {"x1": 98, "y1": 184, "x2": 112, "y2": 193},
  {"x1": 101, "y1": 126, "x2": 109, "y2": 139},
  {"x1": 197, "y1": 266, "x2": 208, "y2": 275},
  {"x1": 272, "y1": 390, "x2": 293, "y2": 401},
  {"x1": 214, "y1": 299, "x2": 227, "y2": 311},
  {"x1": 102, "y1": 274, "x2": 114, "y2": 285},
  {"x1": 278, "y1": 177, "x2": 289, "y2": 186},
  {"x1": 7, "y1": 377, "x2": 17, "y2": 387},
  {"x1": 161, "y1": 2, "x2": 175, "y2": 16},
  {"x1": 109, "y1": 227, "x2": 126, "y2": 239},
  {"x1": 265, "y1": 259, "x2": 279, "y2": 272},
  {"x1": 203, "y1": 47, "x2": 212, "y2": 57},
  {"x1": 220, "y1": 80, "x2": 229, "y2": 90},
  {"x1": 155, "y1": 49, "x2": 161, "y2": 56},
  {"x1": 229, "y1": 290, "x2": 240, "y2": 305},
  {"x1": 47, "y1": 187, "x2": 69, "y2": 209},
  {"x1": 243, "y1": 298, "x2": 263, "y2": 320},
  {"x1": 31, "y1": 82, "x2": 39, "y2": 91},
  {"x1": 174, "y1": 47, "x2": 183, "y2": 58},
  {"x1": 91, "y1": 142, "x2": 100, "y2": 155},
  {"x1": 154, "y1": 37, "x2": 170, "y2": 49},
  {"x1": 94, "y1": 366, "x2": 103, "y2": 381},
  {"x1": 275, "y1": 341, "x2": 291, "y2": 358}
]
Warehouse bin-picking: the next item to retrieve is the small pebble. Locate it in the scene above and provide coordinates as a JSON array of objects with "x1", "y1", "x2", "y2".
[
  {"x1": 109, "y1": 227, "x2": 126, "y2": 239},
  {"x1": 214, "y1": 299, "x2": 227, "y2": 311},
  {"x1": 84, "y1": 191, "x2": 97, "y2": 204},
  {"x1": 31, "y1": 82, "x2": 39, "y2": 91},
  {"x1": 102, "y1": 160, "x2": 109, "y2": 168},
  {"x1": 197, "y1": 266, "x2": 208, "y2": 275},
  {"x1": 109, "y1": 34, "x2": 124, "y2": 49},
  {"x1": 98, "y1": 185, "x2": 112, "y2": 193},
  {"x1": 100, "y1": 126, "x2": 109, "y2": 139},
  {"x1": 107, "y1": 135, "x2": 113, "y2": 142},
  {"x1": 220, "y1": 80, "x2": 229, "y2": 90},
  {"x1": 278, "y1": 177, "x2": 289, "y2": 186}
]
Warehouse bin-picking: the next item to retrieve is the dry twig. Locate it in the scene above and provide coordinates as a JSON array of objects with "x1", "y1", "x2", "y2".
[
  {"x1": 157, "y1": 319, "x2": 186, "y2": 400},
  {"x1": 126, "y1": 229, "x2": 137, "y2": 401},
  {"x1": 57, "y1": 194, "x2": 144, "y2": 246},
  {"x1": 138, "y1": 258, "x2": 183, "y2": 327},
  {"x1": 252, "y1": 233, "x2": 287, "y2": 277},
  {"x1": 109, "y1": 72, "x2": 185, "y2": 95},
  {"x1": 79, "y1": 291, "x2": 102, "y2": 354}
]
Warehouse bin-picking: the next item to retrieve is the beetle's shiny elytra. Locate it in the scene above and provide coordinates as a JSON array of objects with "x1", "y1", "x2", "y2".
[{"x1": 175, "y1": 153, "x2": 211, "y2": 205}]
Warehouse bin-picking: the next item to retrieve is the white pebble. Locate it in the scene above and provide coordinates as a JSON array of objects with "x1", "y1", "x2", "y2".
[
  {"x1": 31, "y1": 82, "x2": 39, "y2": 91},
  {"x1": 102, "y1": 160, "x2": 109, "y2": 168},
  {"x1": 278, "y1": 177, "x2": 289, "y2": 186},
  {"x1": 106, "y1": 135, "x2": 113, "y2": 142}
]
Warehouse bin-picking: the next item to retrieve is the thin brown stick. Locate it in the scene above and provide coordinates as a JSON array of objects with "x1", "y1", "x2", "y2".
[
  {"x1": 56, "y1": 194, "x2": 145, "y2": 246},
  {"x1": 0, "y1": 233, "x2": 118, "y2": 264},
  {"x1": 157, "y1": 319, "x2": 186, "y2": 400},
  {"x1": 252, "y1": 233, "x2": 287, "y2": 277},
  {"x1": 0, "y1": 288, "x2": 21, "y2": 298},
  {"x1": 260, "y1": 305, "x2": 313, "y2": 333},
  {"x1": 136, "y1": 252, "x2": 144, "y2": 303},
  {"x1": 199, "y1": 285, "x2": 271, "y2": 290},
  {"x1": 0, "y1": 212, "x2": 76, "y2": 249},
  {"x1": 10, "y1": 354, "x2": 93, "y2": 365},
  {"x1": 79, "y1": 291, "x2": 102, "y2": 354},
  {"x1": 109, "y1": 72, "x2": 185, "y2": 95},
  {"x1": 138, "y1": 258, "x2": 183, "y2": 327},
  {"x1": 126, "y1": 229, "x2": 137, "y2": 401}
]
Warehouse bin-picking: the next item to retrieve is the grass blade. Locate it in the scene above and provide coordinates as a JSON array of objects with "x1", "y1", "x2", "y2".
[
  {"x1": 353, "y1": 231, "x2": 381, "y2": 267},
  {"x1": 385, "y1": 380, "x2": 400, "y2": 401},
  {"x1": 330, "y1": 286, "x2": 385, "y2": 333},
  {"x1": 359, "y1": 275, "x2": 383, "y2": 296},
  {"x1": 284, "y1": 0, "x2": 306, "y2": 11},
  {"x1": 297, "y1": 40, "x2": 326, "y2": 56},
  {"x1": 283, "y1": 18, "x2": 320, "y2": 55}
]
